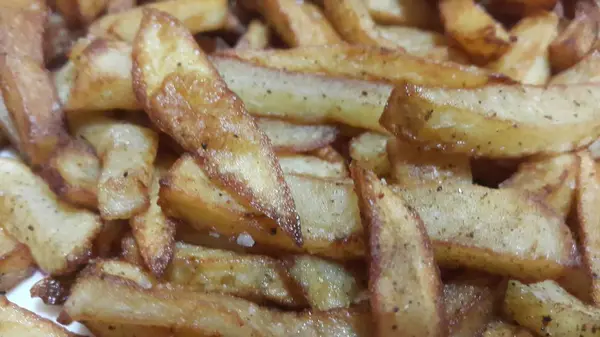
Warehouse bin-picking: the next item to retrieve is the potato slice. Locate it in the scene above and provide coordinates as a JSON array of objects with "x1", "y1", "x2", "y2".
[
  {"x1": 0, "y1": 158, "x2": 102, "y2": 275},
  {"x1": 133, "y1": 9, "x2": 301, "y2": 244},
  {"x1": 482, "y1": 320, "x2": 535, "y2": 337},
  {"x1": 0, "y1": 228, "x2": 34, "y2": 292},
  {"x1": 353, "y1": 165, "x2": 445, "y2": 337},
  {"x1": 220, "y1": 45, "x2": 510, "y2": 88},
  {"x1": 249, "y1": 0, "x2": 341, "y2": 47},
  {"x1": 0, "y1": 296, "x2": 76, "y2": 337},
  {"x1": 396, "y1": 183, "x2": 576, "y2": 280},
  {"x1": 65, "y1": 273, "x2": 371, "y2": 337},
  {"x1": 89, "y1": 0, "x2": 228, "y2": 42},
  {"x1": 235, "y1": 20, "x2": 270, "y2": 50},
  {"x1": 159, "y1": 154, "x2": 365, "y2": 260},
  {"x1": 440, "y1": 0, "x2": 513, "y2": 63},
  {"x1": 500, "y1": 154, "x2": 577, "y2": 219},
  {"x1": 0, "y1": 0, "x2": 46, "y2": 64},
  {"x1": 381, "y1": 83, "x2": 600, "y2": 158},
  {"x1": 278, "y1": 154, "x2": 348, "y2": 178},
  {"x1": 367, "y1": 0, "x2": 439, "y2": 28},
  {"x1": 349, "y1": 132, "x2": 390, "y2": 176},
  {"x1": 485, "y1": 0, "x2": 558, "y2": 17},
  {"x1": 504, "y1": 280, "x2": 600, "y2": 337},
  {"x1": 257, "y1": 118, "x2": 339, "y2": 153},
  {"x1": 488, "y1": 11, "x2": 558, "y2": 84},
  {"x1": 550, "y1": 49, "x2": 600, "y2": 84},
  {"x1": 387, "y1": 137, "x2": 472, "y2": 186}
]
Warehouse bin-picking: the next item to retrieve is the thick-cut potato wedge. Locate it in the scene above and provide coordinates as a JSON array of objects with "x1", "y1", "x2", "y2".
[
  {"x1": 65, "y1": 274, "x2": 371, "y2": 337},
  {"x1": 440, "y1": 0, "x2": 514, "y2": 63},
  {"x1": 550, "y1": 49, "x2": 600, "y2": 84},
  {"x1": 211, "y1": 55, "x2": 392, "y2": 132},
  {"x1": 486, "y1": 0, "x2": 558, "y2": 17},
  {"x1": 278, "y1": 154, "x2": 348, "y2": 178},
  {"x1": 159, "y1": 154, "x2": 365, "y2": 260},
  {"x1": 257, "y1": 118, "x2": 339, "y2": 153},
  {"x1": 500, "y1": 154, "x2": 577, "y2": 219},
  {"x1": 0, "y1": 158, "x2": 102, "y2": 275},
  {"x1": 353, "y1": 166, "x2": 445, "y2": 337},
  {"x1": 0, "y1": 296, "x2": 76, "y2": 337},
  {"x1": 72, "y1": 116, "x2": 158, "y2": 220},
  {"x1": 387, "y1": 137, "x2": 472, "y2": 186},
  {"x1": 248, "y1": 0, "x2": 341, "y2": 47},
  {"x1": 235, "y1": 20, "x2": 270, "y2": 50},
  {"x1": 367, "y1": 0, "x2": 439, "y2": 28},
  {"x1": 482, "y1": 320, "x2": 535, "y2": 337},
  {"x1": 130, "y1": 171, "x2": 175, "y2": 277},
  {"x1": 349, "y1": 132, "x2": 390, "y2": 176},
  {"x1": 396, "y1": 183, "x2": 576, "y2": 280},
  {"x1": 0, "y1": 228, "x2": 34, "y2": 292},
  {"x1": 85, "y1": 322, "x2": 173, "y2": 337},
  {"x1": 0, "y1": 54, "x2": 68, "y2": 166},
  {"x1": 89, "y1": 0, "x2": 228, "y2": 42},
  {"x1": 488, "y1": 11, "x2": 558, "y2": 84},
  {"x1": 575, "y1": 152, "x2": 600, "y2": 304},
  {"x1": 381, "y1": 83, "x2": 600, "y2": 158},
  {"x1": 133, "y1": 10, "x2": 302, "y2": 244},
  {"x1": 0, "y1": 0, "x2": 46, "y2": 64},
  {"x1": 221, "y1": 45, "x2": 510, "y2": 88},
  {"x1": 504, "y1": 280, "x2": 600, "y2": 337}
]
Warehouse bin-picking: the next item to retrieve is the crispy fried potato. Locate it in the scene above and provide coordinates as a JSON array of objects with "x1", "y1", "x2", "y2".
[
  {"x1": 500, "y1": 154, "x2": 577, "y2": 219},
  {"x1": 85, "y1": 322, "x2": 173, "y2": 337},
  {"x1": 133, "y1": 10, "x2": 301, "y2": 244},
  {"x1": 65, "y1": 273, "x2": 371, "y2": 337},
  {"x1": 278, "y1": 154, "x2": 348, "y2": 178},
  {"x1": 349, "y1": 132, "x2": 390, "y2": 176},
  {"x1": 0, "y1": 0, "x2": 46, "y2": 64},
  {"x1": 440, "y1": 0, "x2": 513, "y2": 63},
  {"x1": 44, "y1": 12, "x2": 77, "y2": 66},
  {"x1": 0, "y1": 54, "x2": 68, "y2": 166},
  {"x1": 55, "y1": 0, "x2": 108, "y2": 25},
  {"x1": 130, "y1": 170, "x2": 175, "y2": 277},
  {"x1": 30, "y1": 276, "x2": 75, "y2": 306},
  {"x1": 575, "y1": 152, "x2": 600, "y2": 304},
  {"x1": 159, "y1": 154, "x2": 365, "y2": 260},
  {"x1": 72, "y1": 116, "x2": 158, "y2": 220},
  {"x1": 381, "y1": 83, "x2": 600, "y2": 158},
  {"x1": 121, "y1": 234, "x2": 145, "y2": 267},
  {"x1": 504, "y1": 280, "x2": 600, "y2": 337},
  {"x1": 366, "y1": 0, "x2": 439, "y2": 28},
  {"x1": 482, "y1": 320, "x2": 535, "y2": 337},
  {"x1": 0, "y1": 296, "x2": 76, "y2": 337},
  {"x1": 220, "y1": 45, "x2": 510, "y2": 88},
  {"x1": 396, "y1": 183, "x2": 576, "y2": 280},
  {"x1": 387, "y1": 137, "x2": 472, "y2": 186},
  {"x1": 257, "y1": 118, "x2": 339, "y2": 153},
  {"x1": 235, "y1": 20, "x2": 270, "y2": 50},
  {"x1": 550, "y1": 49, "x2": 600, "y2": 84},
  {"x1": 106, "y1": 0, "x2": 136, "y2": 14},
  {"x1": 0, "y1": 228, "x2": 34, "y2": 292},
  {"x1": 89, "y1": 0, "x2": 228, "y2": 42},
  {"x1": 0, "y1": 99, "x2": 20, "y2": 150},
  {"x1": 211, "y1": 55, "x2": 392, "y2": 132},
  {"x1": 486, "y1": 0, "x2": 558, "y2": 17},
  {"x1": 488, "y1": 11, "x2": 558, "y2": 84},
  {"x1": 353, "y1": 165, "x2": 445, "y2": 337},
  {"x1": 249, "y1": 0, "x2": 341, "y2": 47},
  {"x1": 0, "y1": 158, "x2": 102, "y2": 275}
]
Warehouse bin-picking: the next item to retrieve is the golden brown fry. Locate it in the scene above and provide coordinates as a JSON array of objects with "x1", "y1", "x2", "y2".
[
  {"x1": 249, "y1": 0, "x2": 341, "y2": 47},
  {"x1": 366, "y1": 0, "x2": 440, "y2": 28},
  {"x1": 440, "y1": 0, "x2": 514, "y2": 63},
  {"x1": 381, "y1": 83, "x2": 600, "y2": 158},
  {"x1": 387, "y1": 137, "x2": 472, "y2": 186},
  {"x1": 257, "y1": 118, "x2": 339, "y2": 153},
  {"x1": 550, "y1": 49, "x2": 600, "y2": 84},
  {"x1": 65, "y1": 273, "x2": 371, "y2": 337},
  {"x1": 89, "y1": 0, "x2": 228, "y2": 42},
  {"x1": 349, "y1": 132, "x2": 390, "y2": 176},
  {"x1": 85, "y1": 322, "x2": 173, "y2": 337},
  {"x1": 278, "y1": 154, "x2": 348, "y2": 178},
  {"x1": 488, "y1": 11, "x2": 558, "y2": 84},
  {"x1": 235, "y1": 20, "x2": 270, "y2": 50},
  {"x1": 486, "y1": 0, "x2": 558, "y2": 17},
  {"x1": 0, "y1": 228, "x2": 34, "y2": 292},
  {"x1": 0, "y1": 0, "x2": 46, "y2": 64},
  {"x1": 353, "y1": 165, "x2": 445, "y2": 337},
  {"x1": 0, "y1": 296, "x2": 76, "y2": 337},
  {"x1": 159, "y1": 154, "x2": 365, "y2": 260},
  {"x1": 396, "y1": 183, "x2": 576, "y2": 280},
  {"x1": 43, "y1": 12, "x2": 77, "y2": 66},
  {"x1": 500, "y1": 154, "x2": 577, "y2": 219},
  {"x1": 132, "y1": 10, "x2": 303, "y2": 243},
  {"x1": 0, "y1": 158, "x2": 102, "y2": 275},
  {"x1": 482, "y1": 320, "x2": 535, "y2": 337},
  {"x1": 56, "y1": 0, "x2": 108, "y2": 25}
]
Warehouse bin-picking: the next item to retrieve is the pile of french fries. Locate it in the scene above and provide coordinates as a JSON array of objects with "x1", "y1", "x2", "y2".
[{"x1": 3, "y1": 0, "x2": 600, "y2": 336}]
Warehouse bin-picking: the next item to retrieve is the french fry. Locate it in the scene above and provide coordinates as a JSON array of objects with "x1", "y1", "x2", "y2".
[
  {"x1": 366, "y1": 0, "x2": 440, "y2": 29},
  {"x1": 278, "y1": 154, "x2": 348, "y2": 178},
  {"x1": 481, "y1": 321, "x2": 535, "y2": 337},
  {"x1": 387, "y1": 137, "x2": 472, "y2": 186},
  {"x1": 43, "y1": 12, "x2": 77, "y2": 66},
  {"x1": 381, "y1": 83, "x2": 600, "y2": 158},
  {"x1": 440, "y1": 0, "x2": 514, "y2": 63},
  {"x1": 396, "y1": 183, "x2": 576, "y2": 280},
  {"x1": 550, "y1": 49, "x2": 600, "y2": 84},
  {"x1": 89, "y1": 0, "x2": 229, "y2": 42},
  {"x1": 0, "y1": 228, "x2": 34, "y2": 292},
  {"x1": 85, "y1": 322, "x2": 173, "y2": 337},
  {"x1": 487, "y1": 11, "x2": 558, "y2": 84},
  {"x1": 353, "y1": 165, "x2": 445, "y2": 337},
  {"x1": 0, "y1": 158, "x2": 102, "y2": 275},
  {"x1": 159, "y1": 154, "x2": 365, "y2": 260},
  {"x1": 235, "y1": 20, "x2": 270, "y2": 50},
  {"x1": 0, "y1": 0, "x2": 46, "y2": 64},
  {"x1": 64, "y1": 273, "x2": 371, "y2": 337},
  {"x1": 349, "y1": 132, "x2": 390, "y2": 176},
  {"x1": 485, "y1": 0, "x2": 558, "y2": 17},
  {"x1": 257, "y1": 118, "x2": 339, "y2": 153},
  {"x1": 0, "y1": 296, "x2": 76, "y2": 337}
]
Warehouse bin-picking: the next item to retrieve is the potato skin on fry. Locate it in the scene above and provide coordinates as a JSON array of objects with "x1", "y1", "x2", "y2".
[{"x1": 0, "y1": 296, "x2": 76, "y2": 337}]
